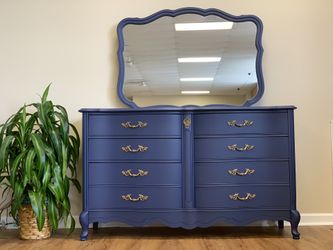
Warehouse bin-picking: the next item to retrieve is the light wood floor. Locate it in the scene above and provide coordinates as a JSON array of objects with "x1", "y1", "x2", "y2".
[{"x1": 0, "y1": 226, "x2": 332, "y2": 250}]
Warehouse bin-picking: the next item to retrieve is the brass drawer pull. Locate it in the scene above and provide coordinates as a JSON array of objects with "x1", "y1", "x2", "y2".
[
  {"x1": 227, "y1": 144, "x2": 254, "y2": 151},
  {"x1": 121, "y1": 145, "x2": 148, "y2": 153},
  {"x1": 228, "y1": 168, "x2": 255, "y2": 176},
  {"x1": 121, "y1": 121, "x2": 147, "y2": 128},
  {"x1": 228, "y1": 120, "x2": 253, "y2": 127},
  {"x1": 229, "y1": 193, "x2": 256, "y2": 201},
  {"x1": 122, "y1": 169, "x2": 149, "y2": 177},
  {"x1": 121, "y1": 194, "x2": 149, "y2": 202}
]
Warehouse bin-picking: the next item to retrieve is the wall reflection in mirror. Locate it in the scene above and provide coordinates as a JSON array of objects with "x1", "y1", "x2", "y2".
[{"x1": 123, "y1": 14, "x2": 258, "y2": 106}]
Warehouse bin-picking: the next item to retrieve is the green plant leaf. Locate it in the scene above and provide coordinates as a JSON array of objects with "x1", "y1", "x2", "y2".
[
  {"x1": 48, "y1": 165, "x2": 64, "y2": 203},
  {"x1": 23, "y1": 149, "x2": 36, "y2": 187},
  {"x1": 0, "y1": 135, "x2": 15, "y2": 171},
  {"x1": 28, "y1": 191, "x2": 45, "y2": 231},
  {"x1": 47, "y1": 197, "x2": 58, "y2": 231},
  {"x1": 9, "y1": 150, "x2": 26, "y2": 187},
  {"x1": 11, "y1": 182, "x2": 24, "y2": 219},
  {"x1": 42, "y1": 84, "x2": 51, "y2": 103},
  {"x1": 42, "y1": 161, "x2": 51, "y2": 191},
  {"x1": 30, "y1": 134, "x2": 46, "y2": 171},
  {"x1": 61, "y1": 142, "x2": 67, "y2": 179}
]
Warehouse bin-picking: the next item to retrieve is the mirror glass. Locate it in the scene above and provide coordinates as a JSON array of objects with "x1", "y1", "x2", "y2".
[{"x1": 122, "y1": 13, "x2": 259, "y2": 107}]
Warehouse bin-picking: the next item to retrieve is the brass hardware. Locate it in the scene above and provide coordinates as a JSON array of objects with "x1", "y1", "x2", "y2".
[
  {"x1": 122, "y1": 169, "x2": 149, "y2": 177},
  {"x1": 183, "y1": 117, "x2": 191, "y2": 129},
  {"x1": 121, "y1": 145, "x2": 148, "y2": 153},
  {"x1": 121, "y1": 121, "x2": 147, "y2": 128},
  {"x1": 121, "y1": 194, "x2": 149, "y2": 202},
  {"x1": 228, "y1": 120, "x2": 253, "y2": 127},
  {"x1": 229, "y1": 193, "x2": 256, "y2": 201},
  {"x1": 227, "y1": 144, "x2": 254, "y2": 151},
  {"x1": 228, "y1": 168, "x2": 255, "y2": 176}
]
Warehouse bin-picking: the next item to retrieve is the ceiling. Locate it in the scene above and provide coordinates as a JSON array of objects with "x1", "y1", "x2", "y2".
[{"x1": 123, "y1": 14, "x2": 258, "y2": 98}]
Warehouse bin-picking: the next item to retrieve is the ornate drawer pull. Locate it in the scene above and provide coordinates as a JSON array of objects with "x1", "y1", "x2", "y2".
[
  {"x1": 228, "y1": 120, "x2": 253, "y2": 127},
  {"x1": 121, "y1": 145, "x2": 148, "y2": 153},
  {"x1": 122, "y1": 169, "x2": 149, "y2": 177},
  {"x1": 121, "y1": 121, "x2": 147, "y2": 128},
  {"x1": 228, "y1": 168, "x2": 255, "y2": 176},
  {"x1": 229, "y1": 193, "x2": 256, "y2": 201},
  {"x1": 227, "y1": 144, "x2": 254, "y2": 151},
  {"x1": 121, "y1": 194, "x2": 149, "y2": 202}
]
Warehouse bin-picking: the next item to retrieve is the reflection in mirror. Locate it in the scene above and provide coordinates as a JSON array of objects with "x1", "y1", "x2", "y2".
[{"x1": 123, "y1": 13, "x2": 258, "y2": 107}]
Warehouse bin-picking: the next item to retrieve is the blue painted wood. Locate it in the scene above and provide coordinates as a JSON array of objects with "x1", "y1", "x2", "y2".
[
  {"x1": 80, "y1": 106, "x2": 296, "y2": 113},
  {"x1": 88, "y1": 210, "x2": 291, "y2": 229},
  {"x1": 88, "y1": 114, "x2": 181, "y2": 136},
  {"x1": 88, "y1": 138, "x2": 181, "y2": 161},
  {"x1": 196, "y1": 186, "x2": 290, "y2": 209},
  {"x1": 194, "y1": 112, "x2": 288, "y2": 136},
  {"x1": 195, "y1": 137, "x2": 289, "y2": 160},
  {"x1": 88, "y1": 187, "x2": 182, "y2": 209},
  {"x1": 88, "y1": 162, "x2": 181, "y2": 186},
  {"x1": 195, "y1": 161, "x2": 289, "y2": 185},
  {"x1": 116, "y1": 7, "x2": 265, "y2": 108},
  {"x1": 183, "y1": 113, "x2": 194, "y2": 208},
  {"x1": 79, "y1": 107, "x2": 299, "y2": 240}
]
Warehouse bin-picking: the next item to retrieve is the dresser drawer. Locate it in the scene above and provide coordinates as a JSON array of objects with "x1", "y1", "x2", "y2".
[
  {"x1": 195, "y1": 137, "x2": 289, "y2": 161},
  {"x1": 196, "y1": 186, "x2": 290, "y2": 209},
  {"x1": 88, "y1": 138, "x2": 181, "y2": 161},
  {"x1": 88, "y1": 114, "x2": 181, "y2": 136},
  {"x1": 194, "y1": 112, "x2": 288, "y2": 136},
  {"x1": 196, "y1": 161, "x2": 289, "y2": 185},
  {"x1": 89, "y1": 163, "x2": 181, "y2": 186},
  {"x1": 88, "y1": 187, "x2": 182, "y2": 209}
]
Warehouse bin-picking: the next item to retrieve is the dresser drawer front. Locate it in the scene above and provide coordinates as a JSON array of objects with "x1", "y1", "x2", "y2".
[
  {"x1": 88, "y1": 187, "x2": 182, "y2": 209},
  {"x1": 194, "y1": 112, "x2": 288, "y2": 136},
  {"x1": 88, "y1": 138, "x2": 181, "y2": 161},
  {"x1": 195, "y1": 137, "x2": 289, "y2": 160},
  {"x1": 89, "y1": 163, "x2": 181, "y2": 186},
  {"x1": 88, "y1": 114, "x2": 181, "y2": 136},
  {"x1": 196, "y1": 186, "x2": 290, "y2": 209},
  {"x1": 196, "y1": 161, "x2": 289, "y2": 185}
]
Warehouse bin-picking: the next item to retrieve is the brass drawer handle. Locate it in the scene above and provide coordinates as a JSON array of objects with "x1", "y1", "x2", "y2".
[
  {"x1": 121, "y1": 121, "x2": 147, "y2": 128},
  {"x1": 229, "y1": 193, "x2": 256, "y2": 201},
  {"x1": 227, "y1": 144, "x2": 254, "y2": 151},
  {"x1": 228, "y1": 168, "x2": 255, "y2": 176},
  {"x1": 228, "y1": 120, "x2": 253, "y2": 127},
  {"x1": 122, "y1": 169, "x2": 149, "y2": 177},
  {"x1": 121, "y1": 145, "x2": 148, "y2": 153},
  {"x1": 121, "y1": 194, "x2": 149, "y2": 202}
]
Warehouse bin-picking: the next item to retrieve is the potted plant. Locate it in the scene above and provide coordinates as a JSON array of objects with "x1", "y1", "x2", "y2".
[{"x1": 0, "y1": 85, "x2": 81, "y2": 239}]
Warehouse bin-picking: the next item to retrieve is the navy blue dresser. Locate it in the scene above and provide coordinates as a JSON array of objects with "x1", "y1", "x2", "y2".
[{"x1": 79, "y1": 106, "x2": 300, "y2": 240}]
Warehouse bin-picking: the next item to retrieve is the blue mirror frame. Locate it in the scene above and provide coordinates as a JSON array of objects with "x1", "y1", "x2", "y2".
[{"x1": 116, "y1": 7, "x2": 264, "y2": 108}]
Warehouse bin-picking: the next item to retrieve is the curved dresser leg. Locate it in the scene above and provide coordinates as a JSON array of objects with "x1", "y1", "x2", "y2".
[
  {"x1": 290, "y1": 210, "x2": 301, "y2": 239},
  {"x1": 93, "y1": 222, "x2": 99, "y2": 230},
  {"x1": 278, "y1": 220, "x2": 284, "y2": 229},
  {"x1": 79, "y1": 210, "x2": 89, "y2": 241}
]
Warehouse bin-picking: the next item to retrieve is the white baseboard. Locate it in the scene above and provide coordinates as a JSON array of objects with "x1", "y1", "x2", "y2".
[
  {"x1": 2, "y1": 213, "x2": 333, "y2": 229},
  {"x1": 298, "y1": 213, "x2": 333, "y2": 226}
]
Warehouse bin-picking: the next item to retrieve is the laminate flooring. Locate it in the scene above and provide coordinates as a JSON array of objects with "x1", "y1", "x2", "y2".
[{"x1": 0, "y1": 226, "x2": 332, "y2": 250}]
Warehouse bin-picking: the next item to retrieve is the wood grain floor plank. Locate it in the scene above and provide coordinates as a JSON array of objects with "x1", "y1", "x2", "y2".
[{"x1": 0, "y1": 226, "x2": 333, "y2": 250}]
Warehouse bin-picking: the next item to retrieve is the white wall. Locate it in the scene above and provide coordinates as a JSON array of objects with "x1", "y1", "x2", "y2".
[{"x1": 1, "y1": 0, "x2": 333, "y2": 218}]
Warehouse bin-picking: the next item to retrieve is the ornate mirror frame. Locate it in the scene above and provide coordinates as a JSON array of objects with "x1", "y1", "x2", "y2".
[{"x1": 116, "y1": 7, "x2": 264, "y2": 108}]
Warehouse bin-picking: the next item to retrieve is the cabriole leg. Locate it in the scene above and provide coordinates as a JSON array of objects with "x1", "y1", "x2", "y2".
[
  {"x1": 290, "y1": 210, "x2": 301, "y2": 239},
  {"x1": 93, "y1": 222, "x2": 98, "y2": 230},
  {"x1": 278, "y1": 220, "x2": 284, "y2": 229},
  {"x1": 80, "y1": 210, "x2": 89, "y2": 241}
]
